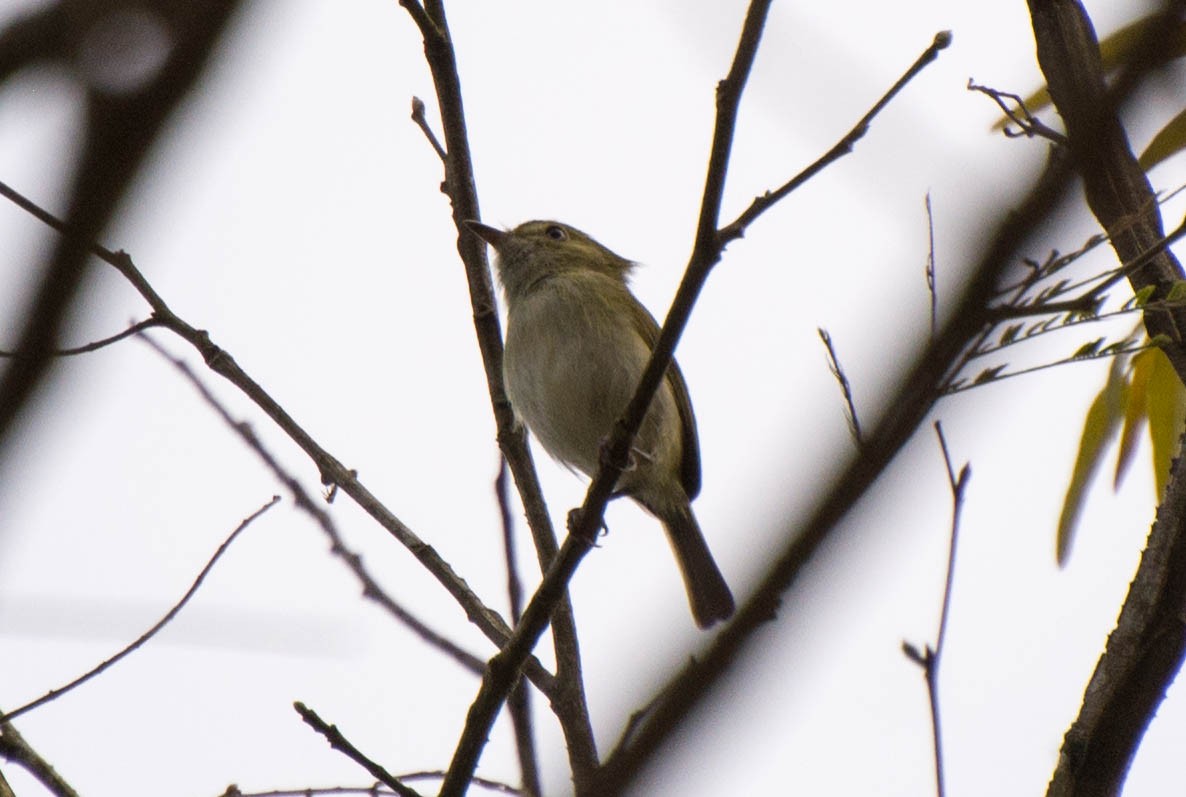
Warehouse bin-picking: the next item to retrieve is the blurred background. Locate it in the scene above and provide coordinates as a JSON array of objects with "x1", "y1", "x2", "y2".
[{"x1": 1, "y1": 1, "x2": 1184, "y2": 794}]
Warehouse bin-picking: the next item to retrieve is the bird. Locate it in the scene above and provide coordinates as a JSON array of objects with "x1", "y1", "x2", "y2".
[{"x1": 467, "y1": 219, "x2": 734, "y2": 628}]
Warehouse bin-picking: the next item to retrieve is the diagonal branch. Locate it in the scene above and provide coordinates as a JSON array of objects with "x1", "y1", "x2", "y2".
[
  {"x1": 1025, "y1": 1, "x2": 1186, "y2": 793},
  {"x1": 598, "y1": 90, "x2": 1082, "y2": 797},
  {"x1": 719, "y1": 31, "x2": 952, "y2": 245},
  {"x1": 397, "y1": 0, "x2": 598, "y2": 786},
  {"x1": 0, "y1": 179, "x2": 557, "y2": 692},
  {"x1": 596, "y1": 15, "x2": 1184, "y2": 784},
  {"x1": 0, "y1": 496, "x2": 279, "y2": 724},
  {"x1": 438, "y1": 2, "x2": 776, "y2": 792}
]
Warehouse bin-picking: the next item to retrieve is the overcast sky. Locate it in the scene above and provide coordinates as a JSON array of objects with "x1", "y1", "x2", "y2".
[{"x1": 2, "y1": 1, "x2": 1184, "y2": 795}]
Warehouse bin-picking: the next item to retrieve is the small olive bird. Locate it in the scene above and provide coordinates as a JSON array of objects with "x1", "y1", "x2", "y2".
[{"x1": 467, "y1": 219, "x2": 734, "y2": 628}]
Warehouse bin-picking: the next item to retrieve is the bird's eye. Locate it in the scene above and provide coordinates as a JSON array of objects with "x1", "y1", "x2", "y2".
[{"x1": 545, "y1": 225, "x2": 568, "y2": 241}]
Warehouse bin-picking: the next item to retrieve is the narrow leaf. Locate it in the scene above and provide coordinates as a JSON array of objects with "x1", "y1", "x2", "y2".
[
  {"x1": 1115, "y1": 351, "x2": 1151, "y2": 488},
  {"x1": 1146, "y1": 349, "x2": 1186, "y2": 499},
  {"x1": 1165, "y1": 280, "x2": 1186, "y2": 303},
  {"x1": 1139, "y1": 106, "x2": 1186, "y2": 171},
  {"x1": 973, "y1": 365, "x2": 1006, "y2": 385},
  {"x1": 1072, "y1": 338, "x2": 1105, "y2": 359},
  {"x1": 1127, "y1": 285, "x2": 1157, "y2": 309},
  {"x1": 1056, "y1": 360, "x2": 1128, "y2": 565}
]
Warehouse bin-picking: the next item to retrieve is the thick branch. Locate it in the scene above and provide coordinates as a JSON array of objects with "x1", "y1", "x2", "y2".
[
  {"x1": 1029, "y1": 0, "x2": 1186, "y2": 379},
  {"x1": 1025, "y1": 2, "x2": 1186, "y2": 793}
]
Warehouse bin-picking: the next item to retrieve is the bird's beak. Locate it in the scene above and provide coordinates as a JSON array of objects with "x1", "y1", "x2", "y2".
[{"x1": 464, "y1": 220, "x2": 507, "y2": 249}]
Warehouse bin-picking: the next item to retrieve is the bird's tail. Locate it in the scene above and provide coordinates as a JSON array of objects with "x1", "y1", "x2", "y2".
[{"x1": 658, "y1": 501, "x2": 734, "y2": 629}]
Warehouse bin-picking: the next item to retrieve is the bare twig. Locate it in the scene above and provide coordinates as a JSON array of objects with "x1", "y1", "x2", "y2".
[
  {"x1": 0, "y1": 318, "x2": 162, "y2": 357},
  {"x1": 925, "y1": 193, "x2": 938, "y2": 337},
  {"x1": 135, "y1": 333, "x2": 504, "y2": 683},
  {"x1": 438, "y1": 15, "x2": 953, "y2": 795},
  {"x1": 497, "y1": 460, "x2": 526, "y2": 624},
  {"x1": 293, "y1": 702, "x2": 421, "y2": 797},
  {"x1": 718, "y1": 30, "x2": 953, "y2": 245},
  {"x1": 0, "y1": 179, "x2": 552, "y2": 692},
  {"x1": 967, "y1": 80, "x2": 1068, "y2": 144},
  {"x1": 440, "y1": 3, "x2": 784, "y2": 792},
  {"x1": 396, "y1": 0, "x2": 599, "y2": 783},
  {"x1": 599, "y1": 65, "x2": 1086, "y2": 797},
  {"x1": 902, "y1": 422, "x2": 970, "y2": 797},
  {"x1": 818, "y1": 328, "x2": 863, "y2": 446},
  {"x1": 411, "y1": 96, "x2": 447, "y2": 163},
  {"x1": 223, "y1": 773, "x2": 521, "y2": 796},
  {"x1": 0, "y1": 496, "x2": 279, "y2": 724},
  {"x1": 496, "y1": 459, "x2": 541, "y2": 797}
]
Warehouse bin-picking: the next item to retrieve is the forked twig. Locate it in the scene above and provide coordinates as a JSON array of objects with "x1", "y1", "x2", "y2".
[
  {"x1": 902, "y1": 422, "x2": 970, "y2": 797},
  {"x1": 0, "y1": 496, "x2": 279, "y2": 724}
]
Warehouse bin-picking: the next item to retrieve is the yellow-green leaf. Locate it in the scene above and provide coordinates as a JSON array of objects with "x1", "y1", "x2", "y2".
[
  {"x1": 1166, "y1": 280, "x2": 1186, "y2": 303},
  {"x1": 1056, "y1": 357, "x2": 1129, "y2": 566},
  {"x1": 1115, "y1": 351, "x2": 1153, "y2": 488},
  {"x1": 1139, "y1": 107, "x2": 1186, "y2": 170},
  {"x1": 1129, "y1": 285, "x2": 1157, "y2": 309},
  {"x1": 1145, "y1": 349, "x2": 1186, "y2": 499}
]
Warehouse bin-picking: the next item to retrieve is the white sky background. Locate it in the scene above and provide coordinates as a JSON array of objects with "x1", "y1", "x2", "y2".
[{"x1": 1, "y1": 0, "x2": 1184, "y2": 795}]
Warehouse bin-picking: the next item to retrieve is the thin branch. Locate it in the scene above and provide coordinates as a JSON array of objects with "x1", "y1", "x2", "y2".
[
  {"x1": 901, "y1": 422, "x2": 970, "y2": 797},
  {"x1": 943, "y1": 335, "x2": 1150, "y2": 396},
  {"x1": 932, "y1": 425, "x2": 968, "y2": 656},
  {"x1": 496, "y1": 459, "x2": 541, "y2": 797},
  {"x1": 0, "y1": 318, "x2": 162, "y2": 357},
  {"x1": 926, "y1": 193, "x2": 938, "y2": 337},
  {"x1": 0, "y1": 496, "x2": 279, "y2": 724},
  {"x1": 440, "y1": 3, "x2": 782, "y2": 792},
  {"x1": 718, "y1": 30, "x2": 952, "y2": 245},
  {"x1": 497, "y1": 460, "x2": 526, "y2": 623},
  {"x1": 967, "y1": 80, "x2": 1068, "y2": 144},
  {"x1": 397, "y1": 0, "x2": 600, "y2": 782},
  {"x1": 411, "y1": 96, "x2": 447, "y2": 163},
  {"x1": 293, "y1": 702, "x2": 421, "y2": 797},
  {"x1": 1081, "y1": 211, "x2": 1186, "y2": 301},
  {"x1": 225, "y1": 774, "x2": 521, "y2": 797},
  {"x1": 0, "y1": 178, "x2": 553, "y2": 693},
  {"x1": 818, "y1": 328, "x2": 863, "y2": 446},
  {"x1": 598, "y1": 78, "x2": 1089, "y2": 797},
  {"x1": 135, "y1": 333, "x2": 506, "y2": 684},
  {"x1": 984, "y1": 295, "x2": 1101, "y2": 321},
  {"x1": 397, "y1": 770, "x2": 521, "y2": 794}
]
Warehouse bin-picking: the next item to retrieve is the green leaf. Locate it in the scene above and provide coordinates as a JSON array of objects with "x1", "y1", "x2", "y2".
[
  {"x1": 1072, "y1": 338, "x2": 1105, "y2": 359},
  {"x1": 1165, "y1": 280, "x2": 1186, "y2": 303},
  {"x1": 1000, "y1": 323, "x2": 1023, "y2": 345},
  {"x1": 1114, "y1": 351, "x2": 1151, "y2": 488},
  {"x1": 1145, "y1": 349, "x2": 1186, "y2": 500},
  {"x1": 973, "y1": 365, "x2": 1006, "y2": 385},
  {"x1": 1056, "y1": 357, "x2": 1128, "y2": 566},
  {"x1": 1128, "y1": 285, "x2": 1157, "y2": 309},
  {"x1": 1139, "y1": 107, "x2": 1186, "y2": 170}
]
